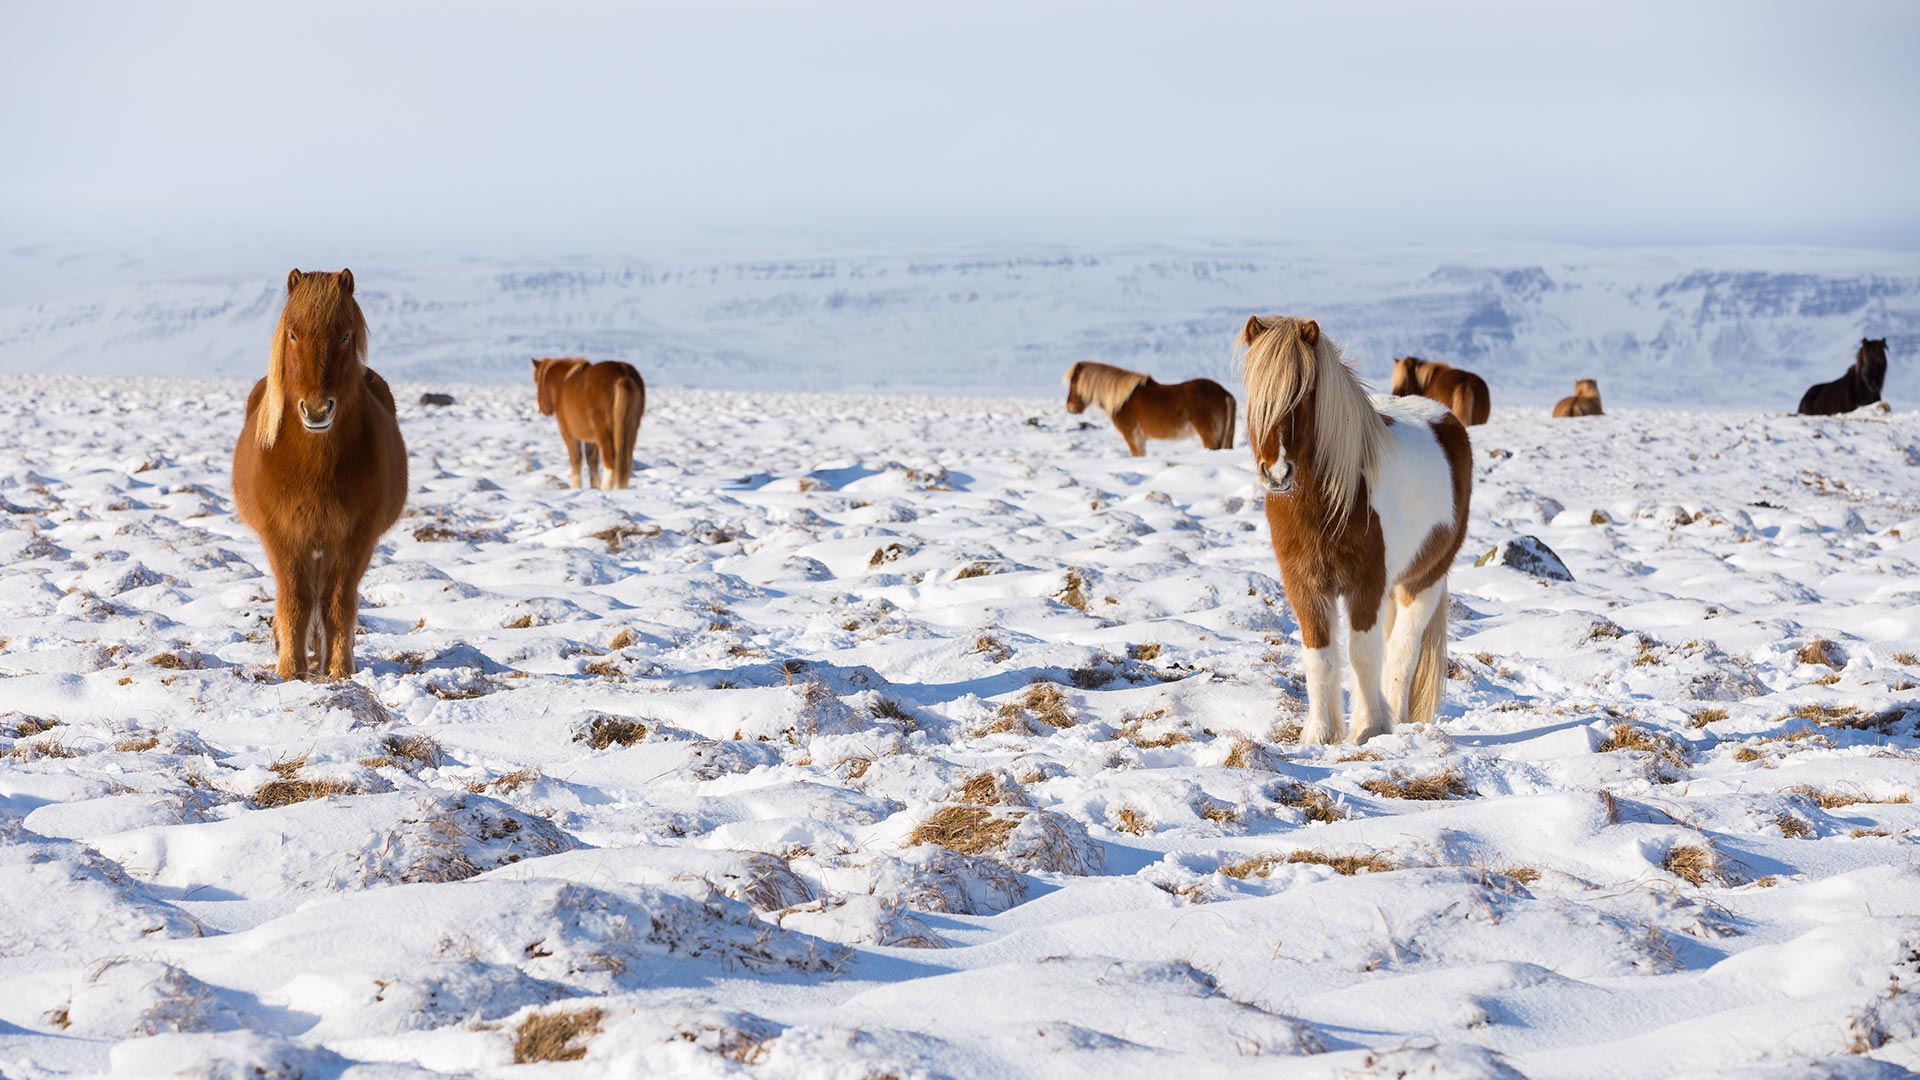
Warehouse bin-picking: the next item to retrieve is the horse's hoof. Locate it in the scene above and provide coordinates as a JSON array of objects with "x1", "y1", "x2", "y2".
[
  {"x1": 1299, "y1": 724, "x2": 1343, "y2": 746},
  {"x1": 1349, "y1": 724, "x2": 1391, "y2": 746}
]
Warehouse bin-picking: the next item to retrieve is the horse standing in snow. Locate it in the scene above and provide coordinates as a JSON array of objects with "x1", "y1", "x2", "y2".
[
  {"x1": 1241, "y1": 316, "x2": 1472, "y2": 745},
  {"x1": 1797, "y1": 339, "x2": 1888, "y2": 416},
  {"x1": 531, "y1": 358, "x2": 647, "y2": 489},
  {"x1": 1390, "y1": 357, "x2": 1491, "y2": 427},
  {"x1": 1552, "y1": 379, "x2": 1604, "y2": 417},
  {"x1": 232, "y1": 269, "x2": 407, "y2": 681},
  {"x1": 1063, "y1": 361, "x2": 1236, "y2": 456}
]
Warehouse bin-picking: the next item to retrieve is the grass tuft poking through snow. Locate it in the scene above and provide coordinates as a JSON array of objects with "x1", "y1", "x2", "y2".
[
  {"x1": 1362, "y1": 769, "x2": 1471, "y2": 801},
  {"x1": 512, "y1": 1008, "x2": 603, "y2": 1064},
  {"x1": 1222, "y1": 849, "x2": 1394, "y2": 878}
]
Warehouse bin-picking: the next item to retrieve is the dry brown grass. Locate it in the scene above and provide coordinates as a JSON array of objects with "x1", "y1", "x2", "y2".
[
  {"x1": 1056, "y1": 569, "x2": 1091, "y2": 613},
  {"x1": 360, "y1": 733, "x2": 441, "y2": 772},
  {"x1": 607, "y1": 628, "x2": 635, "y2": 651},
  {"x1": 253, "y1": 776, "x2": 356, "y2": 808},
  {"x1": 4, "y1": 714, "x2": 58, "y2": 737},
  {"x1": 1784, "y1": 702, "x2": 1909, "y2": 732},
  {"x1": 1597, "y1": 723, "x2": 1691, "y2": 771},
  {"x1": 8, "y1": 738, "x2": 79, "y2": 760},
  {"x1": 589, "y1": 523, "x2": 661, "y2": 553},
  {"x1": 866, "y1": 696, "x2": 917, "y2": 729},
  {"x1": 955, "y1": 561, "x2": 997, "y2": 579},
  {"x1": 147, "y1": 651, "x2": 189, "y2": 669},
  {"x1": 1197, "y1": 802, "x2": 1241, "y2": 826},
  {"x1": 1787, "y1": 785, "x2": 1911, "y2": 809},
  {"x1": 1113, "y1": 807, "x2": 1153, "y2": 835},
  {"x1": 993, "y1": 682, "x2": 1074, "y2": 732},
  {"x1": 1894, "y1": 652, "x2": 1918, "y2": 666},
  {"x1": 513, "y1": 1008, "x2": 603, "y2": 1064},
  {"x1": 1128, "y1": 642, "x2": 1163, "y2": 662},
  {"x1": 1274, "y1": 781, "x2": 1344, "y2": 823},
  {"x1": 1795, "y1": 639, "x2": 1843, "y2": 669},
  {"x1": 1733, "y1": 745, "x2": 1766, "y2": 763},
  {"x1": 972, "y1": 633, "x2": 1012, "y2": 663},
  {"x1": 1222, "y1": 737, "x2": 1276, "y2": 770},
  {"x1": 867, "y1": 542, "x2": 910, "y2": 569},
  {"x1": 1336, "y1": 749, "x2": 1382, "y2": 763},
  {"x1": 113, "y1": 734, "x2": 159, "y2": 753},
  {"x1": 1662, "y1": 841, "x2": 1738, "y2": 887},
  {"x1": 576, "y1": 714, "x2": 648, "y2": 749},
  {"x1": 908, "y1": 806, "x2": 1018, "y2": 855},
  {"x1": 1497, "y1": 865, "x2": 1542, "y2": 884},
  {"x1": 1221, "y1": 849, "x2": 1393, "y2": 878},
  {"x1": 465, "y1": 767, "x2": 540, "y2": 794},
  {"x1": 1689, "y1": 707, "x2": 1729, "y2": 727},
  {"x1": 1362, "y1": 769, "x2": 1471, "y2": 801},
  {"x1": 1774, "y1": 813, "x2": 1812, "y2": 838}
]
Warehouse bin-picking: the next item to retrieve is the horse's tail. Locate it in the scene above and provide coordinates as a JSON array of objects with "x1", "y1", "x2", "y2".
[
  {"x1": 611, "y1": 372, "x2": 644, "y2": 487},
  {"x1": 1454, "y1": 382, "x2": 1479, "y2": 427},
  {"x1": 1407, "y1": 582, "x2": 1448, "y2": 727},
  {"x1": 1221, "y1": 391, "x2": 1237, "y2": 448}
]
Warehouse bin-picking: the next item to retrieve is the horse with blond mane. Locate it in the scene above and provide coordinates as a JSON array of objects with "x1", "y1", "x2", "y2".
[
  {"x1": 232, "y1": 269, "x2": 407, "y2": 680},
  {"x1": 531, "y1": 358, "x2": 647, "y2": 489},
  {"x1": 1241, "y1": 316, "x2": 1472, "y2": 744},
  {"x1": 1553, "y1": 378, "x2": 1604, "y2": 417},
  {"x1": 1063, "y1": 361, "x2": 1236, "y2": 456}
]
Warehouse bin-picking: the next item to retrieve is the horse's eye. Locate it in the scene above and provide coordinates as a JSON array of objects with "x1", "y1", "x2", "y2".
[
  {"x1": 340, "y1": 332, "x2": 351, "y2": 345},
  {"x1": 288, "y1": 331, "x2": 298, "y2": 343}
]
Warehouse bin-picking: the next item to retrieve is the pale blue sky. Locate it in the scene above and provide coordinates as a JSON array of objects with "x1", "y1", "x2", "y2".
[{"x1": 4, "y1": 1, "x2": 1917, "y2": 252}]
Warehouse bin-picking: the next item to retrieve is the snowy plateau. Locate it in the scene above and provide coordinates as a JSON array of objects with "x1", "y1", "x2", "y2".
[{"x1": 0, "y1": 243, "x2": 1917, "y2": 1079}]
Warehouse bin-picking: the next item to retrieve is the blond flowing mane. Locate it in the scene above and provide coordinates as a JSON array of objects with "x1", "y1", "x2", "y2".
[
  {"x1": 1066, "y1": 361, "x2": 1151, "y2": 414},
  {"x1": 258, "y1": 271, "x2": 369, "y2": 450},
  {"x1": 1240, "y1": 315, "x2": 1386, "y2": 524}
]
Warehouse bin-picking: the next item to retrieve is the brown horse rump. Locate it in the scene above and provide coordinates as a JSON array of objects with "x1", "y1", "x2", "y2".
[
  {"x1": 1390, "y1": 358, "x2": 1491, "y2": 426},
  {"x1": 532, "y1": 358, "x2": 647, "y2": 489},
  {"x1": 1552, "y1": 379, "x2": 1604, "y2": 417}
]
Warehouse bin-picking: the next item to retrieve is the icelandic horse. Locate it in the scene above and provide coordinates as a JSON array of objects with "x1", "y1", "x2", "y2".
[
  {"x1": 232, "y1": 269, "x2": 407, "y2": 680},
  {"x1": 1390, "y1": 357, "x2": 1491, "y2": 426},
  {"x1": 1553, "y1": 379, "x2": 1604, "y2": 417},
  {"x1": 1241, "y1": 316, "x2": 1472, "y2": 745},
  {"x1": 1063, "y1": 361, "x2": 1236, "y2": 456},
  {"x1": 1797, "y1": 338, "x2": 1888, "y2": 416},
  {"x1": 531, "y1": 358, "x2": 647, "y2": 489}
]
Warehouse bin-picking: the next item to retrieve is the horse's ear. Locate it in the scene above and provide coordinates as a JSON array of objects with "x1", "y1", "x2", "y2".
[
  {"x1": 1241, "y1": 316, "x2": 1264, "y2": 345},
  {"x1": 338, "y1": 268, "x2": 355, "y2": 296},
  {"x1": 1297, "y1": 320, "x2": 1320, "y2": 347},
  {"x1": 286, "y1": 268, "x2": 302, "y2": 293}
]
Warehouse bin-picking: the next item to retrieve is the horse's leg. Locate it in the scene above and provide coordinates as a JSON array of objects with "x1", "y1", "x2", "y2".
[
  {"x1": 1287, "y1": 588, "x2": 1344, "y2": 745},
  {"x1": 267, "y1": 544, "x2": 314, "y2": 680},
  {"x1": 322, "y1": 541, "x2": 372, "y2": 681},
  {"x1": 583, "y1": 441, "x2": 603, "y2": 490},
  {"x1": 564, "y1": 432, "x2": 584, "y2": 488},
  {"x1": 1346, "y1": 594, "x2": 1394, "y2": 744},
  {"x1": 1384, "y1": 583, "x2": 1446, "y2": 728}
]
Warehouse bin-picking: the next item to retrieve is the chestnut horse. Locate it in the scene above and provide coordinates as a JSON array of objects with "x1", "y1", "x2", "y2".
[
  {"x1": 1390, "y1": 357, "x2": 1491, "y2": 426},
  {"x1": 1242, "y1": 317, "x2": 1472, "y2": 745},
  {"x1": 1063, "y1": 361, "x2": 1235, "y2": 456},
  {"x1": 232, "y1": 269, "x2": 407, "y2": 680},
  {"x1": 1798, "y1": 338, "x2": 1888, "y2": 415},
  {"x1": 1552, "y1": 379, "x2": 1604, "y2": 417},
  {"x1": 531, "y1": 358, "x2": 646, "y2": 489}
]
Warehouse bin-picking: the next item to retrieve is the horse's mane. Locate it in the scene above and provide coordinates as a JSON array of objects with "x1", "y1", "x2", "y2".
[
  {"x1": 1067, "y1": 361, "x2": 1150, "y2": 414},
  {"x1": 1240, "y1": 316, "x2": 1386, "y2": 525},
  {"x1": 258, "y1": 272, "x2": 369, "y2": 450}
]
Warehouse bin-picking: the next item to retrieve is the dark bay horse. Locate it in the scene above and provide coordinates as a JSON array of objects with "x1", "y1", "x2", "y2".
[
  {"x1": 1390, "y1": 357, "x2": 1491, "y2": 426},
  {"x1": 1242, "y1": 317, "x2": 1472, "y2": 745},
  {"x1": 1064, "y1": 361, "x2": 1236, "y2": 456},
  {"x1": 1798, "y1": 339, "x2": 1888, "y2": 415},
  {"x1": 232, "y1": 269, "x2": 407, "y2": 680},
  {"x1": 531, "y1": 358, "x2": 647, "y2": 489}
]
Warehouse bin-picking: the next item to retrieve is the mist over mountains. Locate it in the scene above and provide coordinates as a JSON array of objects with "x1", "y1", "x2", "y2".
[{"x1": 2, "y1": 242, "x2": 1914, "y2": 407}]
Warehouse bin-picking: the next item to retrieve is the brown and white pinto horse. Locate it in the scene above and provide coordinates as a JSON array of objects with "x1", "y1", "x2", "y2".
[
  {"x1": 1063, "y1": 361, "x2": 1236, "y2": 456},
  {"x1": 232, "y1": 269, "x2": 407, "y2": 680},
  {"x1": 1242, "y1": 317, "x2": 1472, "y2": 745},
  {"x1": 1390, "y1": 357, "x2": 1491, "y2": 426},
  {"x1": 1798, "y1": 338, "x2": 1888, "y2": 415},
  {"x1": 1552, "y1": 378, "x2": 1604, "y2": 417},
  {"x1": 531, "y1": 358, "x2": 646, "y2": 489}
]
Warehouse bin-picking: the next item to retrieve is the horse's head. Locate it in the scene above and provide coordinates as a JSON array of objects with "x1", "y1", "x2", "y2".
[
  {"x1": 1063, "y1": 362, "x2": 1088, "y2": 413},
  {"x1": 258, "y1": 269, "x2": 367, "y2": 449},
  {"x1": 1858, "y1": 338, "x2": 1889, "y2": 393},
  {"x1": 1576, "y1": 378, "x2": 1601, "y2": 397},
  {"x1": 1241, "y1": 315, "x2": 1326, "y2": 495},
  {"x1": 532, "y1": 359, "x2": 557, "y2": 416},
  {"x1": 1389, "y1": 357, "x2": 1423, "y2": 396}
]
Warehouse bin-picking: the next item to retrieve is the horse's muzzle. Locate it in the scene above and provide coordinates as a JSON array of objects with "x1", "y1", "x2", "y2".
[
  {"x1": 298, "y1": 398, "x2": 338, "y2": 432},
  {"x1": 1259, "y1": 460, "x2": 1294, "y2": 495}
]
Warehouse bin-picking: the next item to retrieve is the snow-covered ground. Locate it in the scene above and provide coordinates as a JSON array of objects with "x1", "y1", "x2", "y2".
[{"x1": 1, "y1": 375, "x2": 1918, "y2": 1079}]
